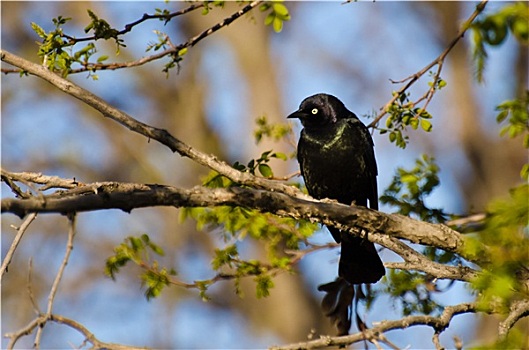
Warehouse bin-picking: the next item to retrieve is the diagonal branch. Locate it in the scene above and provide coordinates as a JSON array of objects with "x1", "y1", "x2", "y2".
[
  {"x1": 50, "y1": 314, "x2": 149, "y2": 350},
  {"x1": 498, "y1": 299, "x2": 529, "y2": 339},
  {"x1": 1, "y1": 213, "x2": 38, "y2": 278},
  {"x1": 0, "y1": 49, "x2": 305, "y2": 200}
]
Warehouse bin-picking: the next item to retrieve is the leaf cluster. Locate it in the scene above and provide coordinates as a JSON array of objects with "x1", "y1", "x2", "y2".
[
  {"x1": 260, "y1": 1, "x2": 291, "y2": 33},
  {"x1": 232, "y1": 150, "x2": 288, "y2": 179},
  {"x1": 379, "y1": 91, "x2": 435, "y2": 149},
  {"x1": 179, "y1": 162, "x2": 319, "y2": 298},
  {"x1": 84, "y1": 10, "x2": 122, "y2": 44},
  {"x1": 211, "y1": 244, "x2": 277, "y2": 298},
  {"x1": 382, "y1": 269, "x2": 444, "y2": 316},
  {"x1": 180, "y1": 204, "x2": 318, "y2": 298},
  {"x1": 254, "y1": 116, "x2": 293, "y2": 145},
  {"x1": 495, "y1": 91, "x2": 529, "y2": 180},
  {"x1": 380, "y1": 154, "x2": 446, "y2": 223},
  {"x1": 378, "y1": 155, "x2": 465, "y2": 316},
  {"x1": 31, "y1": 13, "x2": 119, "y2": 79},
  {"x1": 471, "y1": 2, "x2": 528, "y2": 82},
  {"x1": 201, "y1": 1, "x2": 226, "y2": 16},
  {"x1": 464, "y1": 184, "x2": 529, "y2": 313},
  {"x1": 105, "y1": 234, "x2": 174, "y2": 300}
]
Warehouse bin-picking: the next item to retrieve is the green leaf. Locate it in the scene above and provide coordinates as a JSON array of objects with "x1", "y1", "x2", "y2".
[
  {"x1": 97, "y1": 55, "x2": 109, "y2": 63},
  {"x1": 496, "y1": 110, "x2": 509, "y2": 123},
  {"x1": 410, "y1": 118, "x2": 419, "y2": 130},
  {"x1": 178, "y1": 47, "x2": 188, "y2": 56},
  {"x1": 272, "y1": 152, "x2": 288, "y2": 161},
  {"x1": 420, "y1": 119, "x2": 433, "y2": 132},
  {"x1": 272, "y1": 17, "x2": 283, "y2": 33},
  {"x1": 255, "y1": 274, "x2": 274, "y2": 298},
  {"x1": 258, "y1": 164, "x2": 273, "y2": 178},
  {"x1": 401, "y1": 174, "x2": 418, "y2": 183},
  {"x1": 272, "y1": 3, "x2": 289, "y2": 17},
  {"x1": 264, "y1": 13, "x2": 275, "y2": 26},
  {"x1": 129, "y1": 236, "x2": 143, "y2": 252},
  {"x1": 273, "y1": 3, "x2": 290, "y2": 21},
  {"x1": 259, "y1": 3, "x2": 271, "y2": 12},
  {"x1": 31, "y1": 22, "x2": 47, "y2": 38},
  {"x1": 389, "y1": 131, "x2": 397, "y2": 143},
  {"x1": 521, "y1": 163, "x2": 529, "y2": 181}
]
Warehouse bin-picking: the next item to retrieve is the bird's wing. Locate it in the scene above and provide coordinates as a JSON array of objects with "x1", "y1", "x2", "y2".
[
  {"x1": 346, "y1": 118, "x2": 379, "y2": 210},
  {"x1": 296, "y1": 130, "x2": 307, "y2": 180}
]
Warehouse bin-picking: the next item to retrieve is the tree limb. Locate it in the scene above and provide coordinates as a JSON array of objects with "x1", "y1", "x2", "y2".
[
  {"x1": 498, "y1": 299, "x2": 529, "y2": 339},
  {"x1": 0, "y1": 49, "x2": 306, "y2": 200},
  {"x1": 0, "y1": 172, "x2": 482, "y2": 271},
  {"x1": 270, "y1": 302, "x2": 483, "y2": 350}
]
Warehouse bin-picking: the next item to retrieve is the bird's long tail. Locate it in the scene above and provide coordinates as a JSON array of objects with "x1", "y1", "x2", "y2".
[
  {"x1": 338, "y1": 232, "x2": 385, "y2": 284},
  {"x1": 318, "y1": 228, "x2": 385, "y2": 335}
]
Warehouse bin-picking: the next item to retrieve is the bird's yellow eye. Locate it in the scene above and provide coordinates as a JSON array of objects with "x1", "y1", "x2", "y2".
[{"x1": 311, "y1": 108, "x2": 318, "y2": 115}]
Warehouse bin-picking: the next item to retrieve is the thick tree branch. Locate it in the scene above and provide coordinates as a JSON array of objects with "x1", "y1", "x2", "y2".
[{"x1": 0, "y1": 173, "x2": 482, "y2": 270}]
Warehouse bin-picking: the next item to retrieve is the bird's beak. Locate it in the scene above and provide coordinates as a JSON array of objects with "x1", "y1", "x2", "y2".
[{"x1": 287, "y1": 109, "x2": 307, "y2": 120}]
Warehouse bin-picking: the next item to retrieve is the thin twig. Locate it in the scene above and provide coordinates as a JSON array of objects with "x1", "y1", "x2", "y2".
[
  {"x1": 1, "y1": 213, "x2": 37, "y2": 279},
  {"x1": 62, "y1": 3, "x2": 205, "y2": 44},
  {"x1": 270, "y1": 170, "x2": 301, "y2": 181},
  {"x1": 1, "y1": 169, "x2": 80, "y2": 190},
  {"x1": 368, "y1": 0, "x2": 488, "y2": 129},
  {"x1": 377, "y1": 333, "x2": 400, "y2": 350},
  {"x1": 6, "y1": 317, "x2": 42, "y2": 350},
  {"x1": 34, "y1": 214, "x2": 77, "y2": 348},
  {"x1": 27, "y1": 258, "x2": 41, "y2": 315},
  {"x1": 3, "y1": 1, "x2": 263, "y2": 76},
  {"x1": 141, "y1": 242, "x2": 337, "y2": 291},
  {"x1": 432, "y1": 331, "x2": 443, "y2": 350},
  {"x1": 49, "y1": 314, "x2": 149, "y2": 350}
]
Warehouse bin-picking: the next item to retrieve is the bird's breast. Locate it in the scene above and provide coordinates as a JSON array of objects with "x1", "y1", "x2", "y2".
[{"x1": 298, "y1": 122, "x2": 369, "y2": 203}]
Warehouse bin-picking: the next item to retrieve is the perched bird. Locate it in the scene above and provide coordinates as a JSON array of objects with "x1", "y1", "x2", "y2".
[{"x1": 288, "y1": 93, "x2": 385, "y2": 334}]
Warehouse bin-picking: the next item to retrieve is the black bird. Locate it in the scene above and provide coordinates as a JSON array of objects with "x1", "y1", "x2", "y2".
[{"x1": 288, "y1": 93, "x2": 385, "y2": 334}]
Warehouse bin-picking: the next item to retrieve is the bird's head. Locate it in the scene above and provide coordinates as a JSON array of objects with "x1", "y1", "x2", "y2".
[{"x1": 287, "y1": 93, "x2": 351, "y2": 129}]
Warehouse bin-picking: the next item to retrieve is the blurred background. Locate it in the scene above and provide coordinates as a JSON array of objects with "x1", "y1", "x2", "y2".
[{"x1": 1, "y1": 1, "x2": 526, "y2": 348}]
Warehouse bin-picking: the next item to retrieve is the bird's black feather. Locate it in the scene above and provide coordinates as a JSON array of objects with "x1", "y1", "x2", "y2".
[{"x1": 288, "y1": 93, "x2": 385, "y2": 333}]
